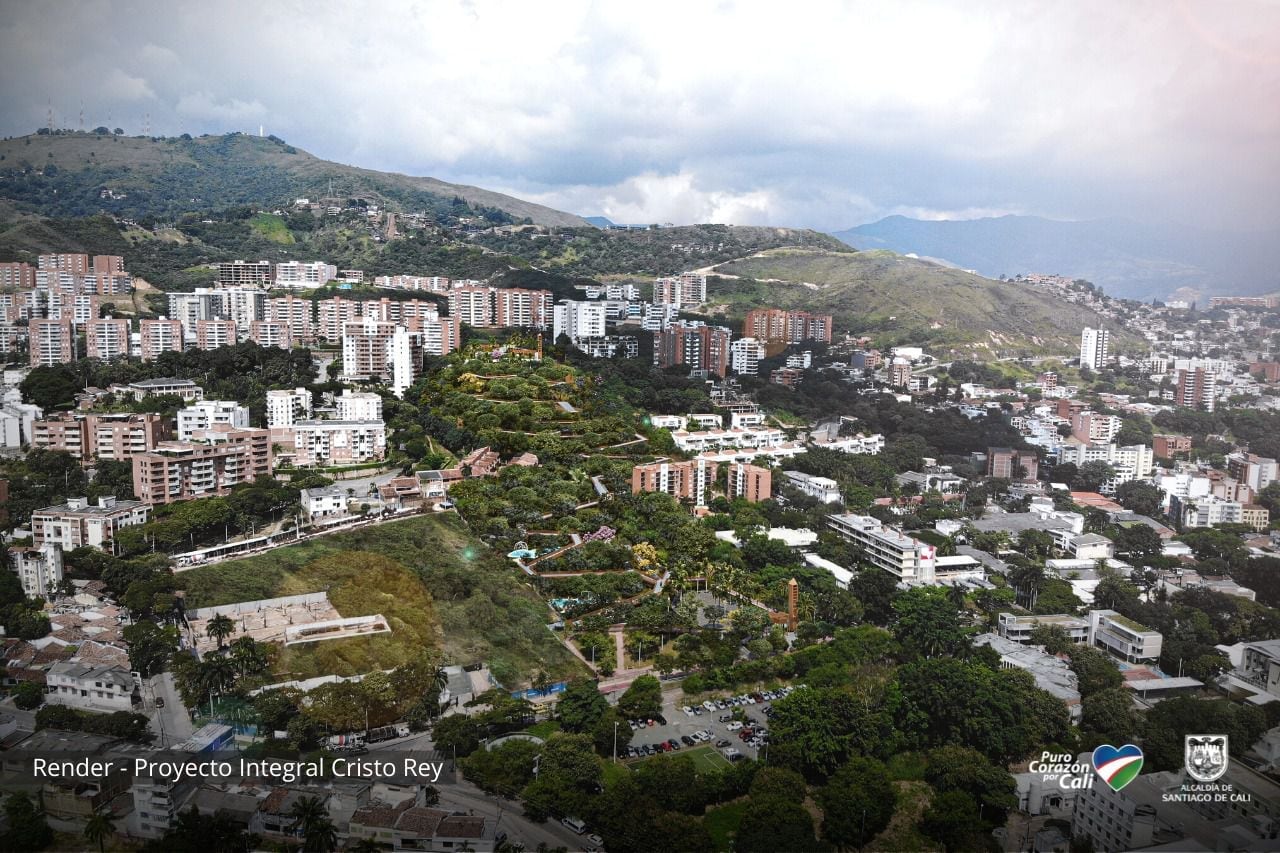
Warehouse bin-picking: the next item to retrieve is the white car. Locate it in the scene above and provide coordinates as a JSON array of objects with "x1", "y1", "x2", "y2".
[{"x1": 726, "y1": 721, "x2": 743, "y2": 731}]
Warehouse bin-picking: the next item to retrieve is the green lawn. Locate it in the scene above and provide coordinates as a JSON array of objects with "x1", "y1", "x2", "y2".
[
  {"x1": 684, "y1": 744, "x2": 733, "y2": 774},
  {"x1": 174, "y1": 515, "x2": 585, "y2": 685},
  {"x1": 526, "y1": 720, "x2": 562, "y2": 739},
  {"x1": 248, "y1": 212, "x2": 295, "y2": 243},
  {"x1": 703, "y1": 800, "x2": 747, "y2": 851}
]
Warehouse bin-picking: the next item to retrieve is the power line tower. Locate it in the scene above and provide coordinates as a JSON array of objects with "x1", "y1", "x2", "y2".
[
  {"x1": 46, "y1": 98, "x2": 54, "y2": 132},
  {"x1": 143, "y1": 112, "x2": 151, "y2": 135},
  {"x1": 78, "y1": 102, "x2": 84, "y2": 131}
]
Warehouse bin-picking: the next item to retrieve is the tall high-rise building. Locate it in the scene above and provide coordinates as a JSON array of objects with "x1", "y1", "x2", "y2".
[
  {"x1": 266, "y1": 388, "x2": 312, "y2": 428},
  {"x1": 195, "y1": 319, "x2": 237, "y2": 351},
  {"x1": 85, "y1": 318, "x2": 130, "y2": 360},
  {"x1": 654, "y1": 321, "x2": 731, "y2": 377},
  {"x1": 652, "y1": 273, "x2": 707, "y2": 307},
  {"x1": 743, "y1": 308, "x2": 834, "y2": 345},
  {"x1": 249, "y1": 320, "x2": 292, "y2": 349},
  {"x1": 728, "y1": 462, "x2": 772, "y2": 502},
  {"x1": 448, "y1": 286, "x2": 495, "y2": 326},
  {"x1": 729, "y1": 337, "x2": 766, "y2": 375},
  {"x1": 552, "y1": 301, "x2": 608, "y2": 343},
  {"x1": 1079, "y1": 327, "x2": 1110, "y2": 370},
  {"x1": 217, "y1": 260, "x2": 273, "y2": 287},
  {"x1": 1175, "y1": 368, "x2": 1215, "y2": 412},
  {"x1": 494, "y1": 288, "x2": 552, "y2": 328},
  {"x1": 265, "y1": 294, "x2": 315, "y2": 342},
  {"x1": 139, "y1": 319, "x2": 184, "y2": 362},
  {"x1": 29, "y1": 318, "x2": 73, "y2": 366}
]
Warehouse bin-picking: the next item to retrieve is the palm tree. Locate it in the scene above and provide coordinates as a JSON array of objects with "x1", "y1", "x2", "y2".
[
  {"x1": 289, "y1": 795, "x2": 337, "y2": 851},
  {"x1": 84, "y1": 808, "x2": 116, "y2": 853},
  {"x1": 199, "y1": 655, "x2": 237, "y2": 699},
  {"x1": 229, "y1": 636, "x2": 268, "y2": 678},
  {"x1": 206, "y1": 613, "x2": 236, "y2": 649}
]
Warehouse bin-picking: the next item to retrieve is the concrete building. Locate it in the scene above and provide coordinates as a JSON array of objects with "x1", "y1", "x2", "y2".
[
  {"x1": 31, "y1": 412, "x2": 170, "y2": 463},
  {"x1": 1228, "y1": 452, "x2": 1278, "y2": 493},
  {"x1": 139, "y1": 318, "x2": 184, "y2": 362},
  {"x1": 727, "y1": 462, "x2": 772, "y2": 502},
  {"x1": 217, "y1": 260, "x2": 273, "y2": 287},
  {"x1": 195, "y1": 319, "x2": 237, "y2": 350},
  {"x1": 85, "y1": 318, "x2": 130, "y2": 360},
  {"x1": 652, "y1": 272, "x2": 707, "y2": 307},
  {"x1": 132, "y1": 427, "x2": 273, "y2": 504},
  {"x1": 29, "y1": 318, "x2": 73, "y2": 367},
  {"x1": 1071, "y1": 411, "x2": 1121, "y2": 444},
  {"x1": 273, "y1": 261, "x2": 336, "y2": 288},
  {"x1": 0, "y1": 261, "x2": 36, "y2": 289},
  {"x1": 300, "y1": 486, "x2": 349, "y2": 522},
  {"x1": 249, "y1": 320, "x2": 292, "y2": 349},
  {"x1": 742, "y1": 308, "x2": 833, "y2": 345},
  {"x1": 1089, "y1": 609, "x2": 1162, "y2": 663},
  {"x1": 316, "y1": 296, "x2": 361, "y2": 341},
  {"x1": 46, "y1": 662, "x2": 135, "y2": 712},
  {"x1": 655, "y1": 321, "x2": 731, "y2": 377},
  {"x1": 448, "y1": 286, "x2": 496, "y2": 326},
  {"x1": 987, "y1": 447, "x2": 1040, "y2": 481},
  {"x1": 265, "y1": 294, "x2": 315, "y2": 342},
  {"x1": 335, "y1": 391, "x2": 383, "y2": 422},
  {"x1": 493, "y1": 288, "x2": 553, "y2": 328},
  {"x1": 1176, "y1": 367, "x2": 1216, "y2": 412},
  {"x1": 631, "y1": 459, "x2": 710, "y2": 507},
  {"x1": 416, "y1": 315, "x2": 461, "y2": 357},
  {"x1": 1057, "y1": 442, "x2": 1154, "y2": 492},
  {"x1": 1153, "y1": 434, "x2": 1193, "y2": 458},
  {"x1": 177, "y1": 401, "x2": 250, "y2": 442},
  {"x1": 266, "y1": 388, "x2": 313, "y2": 428},
  {"x1": 291, "y1": 421, "x2": 387, "y2": 467},
  {"x1": 729, "y1": 337, "x2": 766, "y2": 375},
  {"x1": 827, "y1": 513, "x2": 938, "y2": 583},
  {"x1": 341, "y1": 315, "x2": 399, "y2": 382},
  {"x1": 888, "y1": 358, "x2": 912, "y2": 389},
  {"x1": 9, "y1": 542, "x2": 64, "y2": 597},
  {"x1": 1171, "y1": 494, "x2": 1245, "y2": 529},
  {"x1": 997, "y1": 612, "x2": 1091, "y2": 645},
  {"x1": 1079, "y1": 327, "x2": 1110, "y2": 370},
  {"x1": 121, "y1": 378, "x2": 203, "y2": 402},
  {"x1": 783, "y1": 470, "x2": 843, "y2": 503},
  {"x1": 552, "y1": 300, "x2": 607, "y2": 343},
  {"x1": 31, "y1": 496, "x2": 151, "y2": 551}
]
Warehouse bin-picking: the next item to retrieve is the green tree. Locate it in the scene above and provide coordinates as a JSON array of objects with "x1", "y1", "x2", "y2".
[
  {"x1": 2, "y1": 792, "x2": 52, "y2": 851},
  {"x1": 819, "y1": 757, "x2": 896, "y2": 849},
  {"x1": 1116, "y1": 481, "x2": 1164, "y2": 518},
  {"x1": 617, "y1": 674, "x2": 662, "y2": 719},
  {"x1": 557, "y1": 680, "x2": 608, "y2": 733},
  {"x1": 290, "y1": 795, "x2": 337, "y2": 852},
  {"x1": 1081, "y1": 687, "x2": 1141, "y2": 743},
  {"x1": 123, "y1": 621, "x2": 179, "y2": 677},
  {"x1": 205, "y1": 613, "x2": 236, "y2": 649},
  {"x1": 891, "y1": 587, "x2": 968, "y2": 659},
  {"x1": 768, "y1": 686, "x2": 895, "y2": 781},
  {"x1": 921, "y1": 790, "x2": 987, "y2": 852},
  {"x1": 1028, "y1": 624, "x2": 1073, "y2": 655},
  {"x1": 736, "y1": 793, "x2": 820, "y2": 853},
  {"x1": 923, "y1": 745, "x2": 1017, "y2": 821},
  {"x1": 1069, "y1": 646, "x2": 1123, "y2": 697},
  {"x1": 83, "y1": 808, "x2": 116, "y2": 853}
]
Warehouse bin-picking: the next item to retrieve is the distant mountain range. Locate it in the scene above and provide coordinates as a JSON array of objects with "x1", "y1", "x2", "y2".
[{"x1": 833, "y1": 215, "x2": 1280, "y2": 302}]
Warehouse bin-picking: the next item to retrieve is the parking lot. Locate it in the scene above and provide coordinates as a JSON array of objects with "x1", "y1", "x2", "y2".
[{"x1": 615, "y1": 686, "x2": 796, "y2": 764}]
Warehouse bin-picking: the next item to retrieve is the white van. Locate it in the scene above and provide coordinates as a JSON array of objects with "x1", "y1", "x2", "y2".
[{"x1": 561, "y1": 816, "x2": 587, "y2": 835}]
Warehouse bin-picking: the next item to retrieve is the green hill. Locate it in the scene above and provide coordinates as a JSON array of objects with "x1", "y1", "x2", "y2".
[
  {"x1": 0, "y1": 131, "x2": 588, "y2": 226},
  {"x1": 696, "y1": 247, "x2": 1141, "y2": 356}
]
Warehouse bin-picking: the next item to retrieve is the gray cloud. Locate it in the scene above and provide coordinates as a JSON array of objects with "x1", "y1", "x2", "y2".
[{"x1": 0, "y1": 0, "x2": 1276, "y2": 231}]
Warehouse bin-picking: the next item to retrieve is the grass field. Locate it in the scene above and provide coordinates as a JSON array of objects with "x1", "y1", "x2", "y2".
[
  {"x1": 174, "y1": 514, "x2": 584, "y2": 685},
  {"x1": 248, "y1": 212, "x2": 295, "y2": 243},
  {"x1": 703, "y1": 800, "x2": 747, "y2": 851},
  {"x1": 683, "y1": 745, "x2": 733, "y2": 774}
]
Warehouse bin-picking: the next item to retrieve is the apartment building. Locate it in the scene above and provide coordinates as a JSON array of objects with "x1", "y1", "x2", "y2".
[
  {"x1": 266, "y1": 388, "x2": 312, "y2": 428},
  {"x1": 217, "y1": 260, "x2": 273, "y2": 287},
  {"x1": 997, "y1": 612, "x2": 1091, "y2": 644},
  {"x1": 727, "y1": 462, "x2": 772, "y2": 502},
  {"x1": 373, "y1": 275, "x2": 451, "y2": 292},
  {"x1": 1152, "y1": 434, "x2": 1192, "y2": 458},
  {"x1": 85, "y1": 318, "x2": 130, "y2": 361},
  {"x1": 177, "y1": 401, "x2": 250, "y2": 441},
  {"x1": 552, "y1": 301, "x2": 608, "y2": 343},
  {"x1": 494, "y1": 288, "x2": 552, "y2": 328},
  {"x1": 265, "y1": 294, "x2": 315, "y2": 342},
  {"x1": 1089, "y1": 609, "x2": 1162, "y2": 663},
  {"x1": 631, "y1": 459, "x2": 710, "y2": 507},
  {"x1": 742, "y1": 308, "x2": 834, "y2": 345},
  {"x1": 139, "y1": 319, "x2": 184, "y2": 362},
  {"x1": 0, "y1": 261, "x2": 36, "y2": 289},
  {"x1": 132, "y1": 427, "x2": 273, "y2": 504},
  {"x1": 273, "y1": 261, "x2": 336, "y2": 288},
  {"x1": 729, "y1": 337, "x2": 765, "y2": 376},
  {"x1": 341, "y1": 315, "x2": 397, "y2": 380},
  {"x1": 1170, "y1": 494, "x2": 1245, "y2": 529},
  {"x1": 291, "y1": 420, "x2": 387, "y2": 466},
  {"x1": 1175, "y1": 367, "x2": 1215, "y2": 411},
  {"x1": 335, "y1": 390, "x2": 383, "y2": 422},
  {"x1": 652, "y1": 272, "x2": 707, "y2": 307},
  {"x1": 166, "y1": 289, "x2": 218, "y2": 335},
  {"x1": 120, "y1": 378, "x2": 204, "y2": 402},
  {"x1": 783, "y1": 470, "x2": 843, "y2": 503},
  {"x1": 316, "y1": 296, "x2": 361, "y2": 341},
  {"x1": 249, "y1": 320, "x2": 292, "y2": 349},
  {"x1": 1079, "y1": 327, "x2": 1110, "y2": 370},
  {"x1": 1057, "y1": 442, "x2": 1154, "y2": 492},
  {"x1": 671, "y1": 425, "x2": 787, "y2": 453},
  {"x1": 448, "y1": 286, "x2": 496, "y2": 326},
  {"x1": 219, "y1": 287, "x2": 266, "y2": 333},
  {"x1": 1227, "y1": 451, "x2": 1278, "y2": 493},
  {"x1": 31, "y1": 496, "x2": 151, "y2": 550},
  {"x1": 1071, "y1": 411, "x2": 1121, "y2": 444},
  {"x1": 32, "y1": 412, "x2": 170, "y2": 463},
  {"x1": 29, "y1": 318, "x2": 73, "y2": 366},
  {"x1": 576, "y1": 335, "x2": 639, "y2": 359},
  {"x1": 38, "y1": 253, "x2": 93, "y2": 274},
  {"x1": 195, "y1": 319, "x2": 237, "y2": 350},
  {"x1": 888, "y1": 359, "x2": 912, "y2": 389},
  {"x1": 986, "y1": 447, "x2": 1040, "y2": 481},
  {"x1": 827, "y1": 513, "x2": 938, "y2": 583},
  {"x1": 417, "y1": 315, "x2": 461, "y2": 356},
  {"x1": 10, "y1": 542, "x2": 64, "y2": 597},
  {"x1": 655, "y1": 321, "x2": 731, "y2": 377}
]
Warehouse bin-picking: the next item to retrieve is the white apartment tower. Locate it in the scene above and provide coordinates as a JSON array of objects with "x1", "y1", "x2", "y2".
[
  {"x1": 730, "y1": 337, "x2": 766, "y2": 376},
  {"x1": 266, "y1": 388, "x2": 312, "y2": 428},
  {"x1": 1079, "y1": 327, "x2": 1110, "y2": 370}
]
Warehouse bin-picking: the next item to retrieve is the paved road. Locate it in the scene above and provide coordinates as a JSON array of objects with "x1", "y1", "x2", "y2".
[{"x1": 144, "y1": 672, "x2": 195, "y2": 747}]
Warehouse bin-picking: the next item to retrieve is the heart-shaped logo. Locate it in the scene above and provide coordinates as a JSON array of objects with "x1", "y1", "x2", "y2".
[{"x1": 1092, "y1": 744, "x2": 1144, "y2": 791}]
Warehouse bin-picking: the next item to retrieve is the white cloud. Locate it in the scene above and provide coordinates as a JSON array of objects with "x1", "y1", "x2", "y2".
[{"x1": 175, "y1": 92, "x2": 268, "y2": 123}]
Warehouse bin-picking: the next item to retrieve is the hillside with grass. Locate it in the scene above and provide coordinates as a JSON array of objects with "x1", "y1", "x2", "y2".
[
  {"x1": 0, "y1": 131, "x2": 588, "y2": 226},
  {"x1": 175, "y1": 513, "x2": 584, "y2": 685},
  {"x1": 698, "y1": 247, "x2": 1141, "y2": 356}
]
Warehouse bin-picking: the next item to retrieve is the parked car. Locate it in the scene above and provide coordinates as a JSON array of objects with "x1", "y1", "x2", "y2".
[
  {"x1": 716, "y1": 739, "x2": 731, "y2": 748},
  {"x1": 681, "y1": 735, "x2": 695, "y2": 746}
]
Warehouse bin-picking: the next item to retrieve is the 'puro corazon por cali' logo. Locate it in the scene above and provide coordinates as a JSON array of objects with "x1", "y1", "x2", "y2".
[{"x1": 1092, "y1": 744, "x2": 1144, "y2": 791}]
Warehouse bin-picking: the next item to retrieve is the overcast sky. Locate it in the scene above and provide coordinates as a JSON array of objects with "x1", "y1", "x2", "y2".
[{"x1": 1, "y1": 0, "x2": 1277, "y2": 231}]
